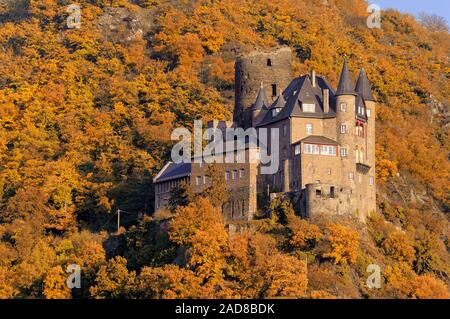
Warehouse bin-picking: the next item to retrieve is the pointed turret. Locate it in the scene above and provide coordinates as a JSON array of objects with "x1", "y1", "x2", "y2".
[
  {"x1": 253, "y1": 82, "x2": 269, "y2": 110},
  {"x1": 251, "y1": 83, "x2": 269, "y2": 127},
  {"x1": 355, "y1": 68, "x2": 375, "y2": 102},
  {"x1": 272, "y1": 90, "x2": 285, "y2": 109},
  {"x1": 336, "y1": 60, "x2": 356, "y2": 96}
]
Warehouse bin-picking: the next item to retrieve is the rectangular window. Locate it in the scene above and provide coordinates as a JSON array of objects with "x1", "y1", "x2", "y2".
[
  {"x1": 272, "y1": 109, "x2": 279, "y2": 117},
  {"x1": 327, "y1": 168, "x2": 332, "y2": 175},
  {"x1": 239, "y1": 169, "x2": 245, "y2": 178},
  {"x1": 340, "y1": 124, "x2": 347, "y2": 134},
  {"x1": 367, "y1": 109, "x2": 371, "y2": 118},
  {"x1": 369, "y1": 176, "x2": 374, "y2": 186},
  {"x1": 283, "y1": 124, "x2": 288, "y2": 136},
  {"x1": 233, "y1": 170, "x2": 238, "y2": 180},
  {"x1": 294, "y1": 144, "x2": 301, "y2": 155},
  {"x1": 225, "y1": 171, "x2": 230, "y2": 181},
  {"x1": 271, "y1": 84, "x2": 277, "y2": 96},
  {"x1": 349, "y1": 172, "x2": 354, "y2": 181},
  {"x1": 203, "y1": 175, "x2": 208, "y2": 185},
  {"x1": 341, "y1": 148, "x2": 348, "y2": 157},
  {"x1": 306, "y1": 123, "x2": 313, "y2": 135},
  {"x1": 303, "y1": 103, "x2": 315, "y2": 112},
  {"x1": 340, "y1": 102, "x2": 347, "y2": 112},
  {"x1": 304, "y1": 144, "x2": 320, "y2": 154},
  {"x1": 320, "y1": 145, "x2": 337, "y2": 156},
  {"x1": 196, "y1": 176, "x2": 202, "y2": 186}
]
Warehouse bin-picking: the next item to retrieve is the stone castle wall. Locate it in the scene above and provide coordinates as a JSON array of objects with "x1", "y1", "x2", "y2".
[{"x1": 301, "y1": 183, "x2": 357, "y2": 220}]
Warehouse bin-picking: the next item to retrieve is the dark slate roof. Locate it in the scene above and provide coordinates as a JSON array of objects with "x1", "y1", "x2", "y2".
[
  {"x1": 336, "y1": 60, "x2": 357, "y2": 96},
  {"x1": 297, "y1": 135, "x2": 338, "y2": 145},
  {"x1": 256, "y1": 74, "x2": 336, "y2": 127},
  {"x1": 355, "y1": 68, "x2": 375, "y2": 102},
  {"x1": 252, "y1": 84, "x2": 269, "y2": 110},
  {"x1": 153, "y1": 162, "x2": 191, "y2": 183}
]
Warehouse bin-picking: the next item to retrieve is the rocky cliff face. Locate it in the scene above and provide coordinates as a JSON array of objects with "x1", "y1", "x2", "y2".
[{"x1": 97, "y1": 7, "x2": 155, "y2": 43}]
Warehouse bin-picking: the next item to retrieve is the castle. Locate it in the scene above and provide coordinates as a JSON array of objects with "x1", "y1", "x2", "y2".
[{"x1": 153, "y1": 47, "x2": 376, "y2": 222}]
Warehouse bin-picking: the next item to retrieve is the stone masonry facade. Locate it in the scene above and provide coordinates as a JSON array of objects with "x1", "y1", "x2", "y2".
[{"x1": 154, "y1": 47, "x2": 376, "y2": 223}]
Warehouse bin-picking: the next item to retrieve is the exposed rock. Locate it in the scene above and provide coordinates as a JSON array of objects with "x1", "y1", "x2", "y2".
[
  {"x1": 97, "y1": 7, "x2": 155, "y2": 43},
  {"x1": 427, "y1": 94, "x2": 449, "y2": 127}
]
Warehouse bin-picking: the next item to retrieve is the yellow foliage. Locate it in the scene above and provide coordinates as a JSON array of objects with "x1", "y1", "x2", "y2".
[
  {"x1": 290, "y1": 218, "x2": 323, "y2": 250},
  {"x1": 323, "y1": 223, "x2": 360, "y2": 265},
  {"x1": 43, "y1": 266, "x2": 72, "y2": 299},
  {"x1": 382, "y1": 232, "x2": 415, "y2": 264}
]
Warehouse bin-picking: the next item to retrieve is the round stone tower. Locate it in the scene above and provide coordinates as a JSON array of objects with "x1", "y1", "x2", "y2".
[
  {"x1": 335, "y1": 60, "x2": 357, "y2": 189},
  {"x1": 234, "y1": 47, "x2": 293, "y2": 128}
]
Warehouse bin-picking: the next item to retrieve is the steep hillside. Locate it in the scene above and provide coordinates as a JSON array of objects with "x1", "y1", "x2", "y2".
[{"x1": 0, "y1": 0, "x2": 448, "y2": 299}]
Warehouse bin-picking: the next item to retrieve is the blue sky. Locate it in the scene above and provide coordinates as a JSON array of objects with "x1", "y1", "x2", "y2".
[{"x1": 371, "y1": 0, "x2": 450, "y2": 24}]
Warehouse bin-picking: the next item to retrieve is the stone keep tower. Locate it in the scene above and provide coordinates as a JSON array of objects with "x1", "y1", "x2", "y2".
[{"x1": 234, "y1": 47, "x2": 293, "y2": 128}]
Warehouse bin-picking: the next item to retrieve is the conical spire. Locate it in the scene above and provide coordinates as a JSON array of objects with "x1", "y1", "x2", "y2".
[
  {"x1": 336, "y1": 60, "x2": 356, "y2": 96},
  {"x1": 273, "y1": 90, "x2": 285, "y2": 109},
  {"x1": 355, "y1": 68, "x2": 375, "y2": 102},
  {"x1": 253, "y1": 82, "x2": 269, "y2": 110}
]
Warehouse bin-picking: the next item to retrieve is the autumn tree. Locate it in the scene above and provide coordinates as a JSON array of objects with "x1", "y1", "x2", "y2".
[
  {"x1": 408, "y1": 274, "x2": 450, "y2": 299},
  {"x1": 263, "y1": 253, "x2": 308, "y2": 298},
  {"x1": 382, "y1": 232, "x2": 415, "y2": 264},
  {"x1": 418, "y1": 12, "x2": 449, "y2": 32},
  {"x1": 169, "y1": 197, "x2": 228, "y2": 283},
  {"x1": 90, "y1": 256, "x2": 136, "y2": 299},
  {"x1": 203, "y1": 164, "x2": 228, "y2": 208},
  {"x1": 268, "y1": 197, "x2": 296, "y2": 225},
  {"x1": 43, "y1": 266, "x2": 72, "y2": 299},
  {"x1": 323, "y1": 223, "x2": 360, "y2": 265},
  {"x1": 168, "y1": 180, "x2": 194, "y2": 211},
  {"x1": 227, "y1": 231, "x2": 307, "y2": 298},
  {"x1": 135, "y1": 265, "x2": 203, "y2": 299},
  {"x1": 289, "y1": 218, "x2": 323, "y2": 250}
]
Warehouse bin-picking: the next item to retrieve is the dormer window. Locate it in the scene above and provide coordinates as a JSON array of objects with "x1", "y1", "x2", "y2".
[
  {"x1": 272, "y1": 108, "x2": 279, "y2": 117},
  {"x1": 303, "y1": 103, "x2": 315, "y2": 113}
]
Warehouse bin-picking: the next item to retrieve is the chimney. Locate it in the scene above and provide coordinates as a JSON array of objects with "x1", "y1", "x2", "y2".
[
  {"x1": 311, "y1": 70, "x2": 316, "y2": 87},
  {"x1": 323, "y1": 89, "x2": 329, "y2": 113}
]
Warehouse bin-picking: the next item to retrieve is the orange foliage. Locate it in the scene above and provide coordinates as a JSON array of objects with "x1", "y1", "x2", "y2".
[{"x1": 323, "y1": 223, "x2": 360, "y2": 265}]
